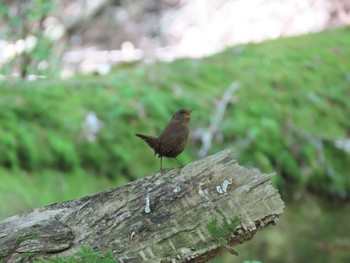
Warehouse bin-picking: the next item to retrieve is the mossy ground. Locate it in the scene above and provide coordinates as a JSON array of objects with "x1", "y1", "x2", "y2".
[{"x1": 0, "y1": 27, "x2": 349, "y2": 263}]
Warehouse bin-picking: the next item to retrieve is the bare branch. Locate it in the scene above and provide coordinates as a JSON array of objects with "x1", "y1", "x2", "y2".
[{"x1": 196, "y1": 81, "x2": 240, "y2": 157}]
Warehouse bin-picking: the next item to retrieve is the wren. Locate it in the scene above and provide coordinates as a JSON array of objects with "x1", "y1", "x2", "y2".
[{"x1": 135, "y1": 109, "x2": 192, "y2": 170}]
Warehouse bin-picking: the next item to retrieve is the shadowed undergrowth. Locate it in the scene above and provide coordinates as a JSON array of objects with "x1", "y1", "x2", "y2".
[{"x1": 0, "y1": 27, "x2": 349, "y2": 221}]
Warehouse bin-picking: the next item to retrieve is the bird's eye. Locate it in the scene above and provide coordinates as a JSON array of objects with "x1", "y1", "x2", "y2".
[{"x1": 185, "y1": 111, "x2": 191, "y2": 117}]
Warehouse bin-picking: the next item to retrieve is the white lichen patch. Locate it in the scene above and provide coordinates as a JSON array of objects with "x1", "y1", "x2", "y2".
[
  {"x1": 198, "y1": 183, "x2": 209, "y2": 196},
  {"x1": 216, "y1": 179, "x2": 233, "y2": 194},
  {"x1": 173, "y1": 186, "x2": 181, "y2": 193},
  {"x1": 145, "y1": 191, "x2": 151, "y2": 213}
]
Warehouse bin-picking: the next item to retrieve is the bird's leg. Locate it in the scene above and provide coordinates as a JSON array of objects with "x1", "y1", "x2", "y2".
[
  {"x1": 174, "y1": 157, "x2": 183, "y2": 167},
  {"x1": 160, "y1": 156, "x2": 163, "y2": 171}
]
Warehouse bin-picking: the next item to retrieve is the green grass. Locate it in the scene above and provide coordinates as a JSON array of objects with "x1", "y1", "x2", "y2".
[
  {"x1": 0, "y1": 169, "x2": 125, "y2": 219},
  {"x1": 0, "y1": 27, "x2": 349, "y2": 220}
]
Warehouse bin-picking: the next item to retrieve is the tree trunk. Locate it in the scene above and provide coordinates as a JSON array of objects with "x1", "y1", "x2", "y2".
[{"x1": 0, "y1": 149, "x2": 284, "y2": 262}]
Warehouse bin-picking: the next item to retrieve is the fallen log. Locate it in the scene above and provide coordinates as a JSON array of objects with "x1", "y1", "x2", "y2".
[{"x1": 0, "y1": 148, "x2": 284, "y2": 262}]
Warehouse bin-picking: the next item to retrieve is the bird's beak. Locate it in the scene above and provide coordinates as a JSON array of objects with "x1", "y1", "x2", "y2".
[{"x1": 185, "y1": 109, "x2": 193, "y2": 118}]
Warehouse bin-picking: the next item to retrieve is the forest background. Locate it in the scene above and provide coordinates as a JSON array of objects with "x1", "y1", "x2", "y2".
[{"x1": 0, "y1": 1, "x2": 349, "y2": 262}]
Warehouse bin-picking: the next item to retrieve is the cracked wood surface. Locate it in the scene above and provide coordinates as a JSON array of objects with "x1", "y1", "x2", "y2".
[{"x1": 0, "y1": 148, "x2": 284, "y2": 262}]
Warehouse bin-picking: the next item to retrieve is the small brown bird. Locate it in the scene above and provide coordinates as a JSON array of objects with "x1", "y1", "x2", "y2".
[{"x1": 135, "y1": 109, "x2": 192, "y2": 170}]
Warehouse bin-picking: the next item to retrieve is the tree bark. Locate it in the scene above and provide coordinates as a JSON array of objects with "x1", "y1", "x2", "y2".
[{"x1": 0, "y1": 149, "x2": 284, "y2": 262}]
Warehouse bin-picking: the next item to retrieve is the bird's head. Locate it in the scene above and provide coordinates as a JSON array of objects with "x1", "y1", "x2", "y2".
[{"x1": 173, "y1": 109, "x2": 193, "y2": 122}]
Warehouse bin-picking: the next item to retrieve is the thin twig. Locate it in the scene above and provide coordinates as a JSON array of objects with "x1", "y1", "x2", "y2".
[{"x1": 197, "y1": 81, "x2": 240, "y2": 157}]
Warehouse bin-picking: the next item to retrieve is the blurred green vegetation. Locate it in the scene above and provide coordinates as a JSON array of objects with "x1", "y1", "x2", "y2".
[
  {"x1": 0, "y1": 27, "x2": 349, "y2": 262},
  {"x1": 212, "y1": 194, "x2": 350, "y2": 263},
  {"x1": 0, "y1": 0, "x2": 59, "y2": 78}
]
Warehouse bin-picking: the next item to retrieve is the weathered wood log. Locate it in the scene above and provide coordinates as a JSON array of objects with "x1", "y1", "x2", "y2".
[{"x1": 0, "y1": 149, "x2": 284, "y2": 262}]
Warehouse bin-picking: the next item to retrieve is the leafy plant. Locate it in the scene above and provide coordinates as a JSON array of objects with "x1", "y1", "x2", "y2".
[{"x1": 207, "y1": 208, "x2": 241, "y2": 247}]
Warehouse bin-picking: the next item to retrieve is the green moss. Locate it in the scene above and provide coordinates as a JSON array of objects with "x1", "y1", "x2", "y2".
[
  {"x1": 15, "y1": 234, "x2": 40, "y2": 245},
  {"x1": 35, "y1": 246, "x2": 117, "y2": 263},
  {"x1": 207, "y1": 208, "x2": 241, "y2": 247}
]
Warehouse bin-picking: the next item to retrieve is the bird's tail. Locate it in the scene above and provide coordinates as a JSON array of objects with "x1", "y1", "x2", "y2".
[{"x1": 135, "y1": 134, "x2": 159, "y2": 153}]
